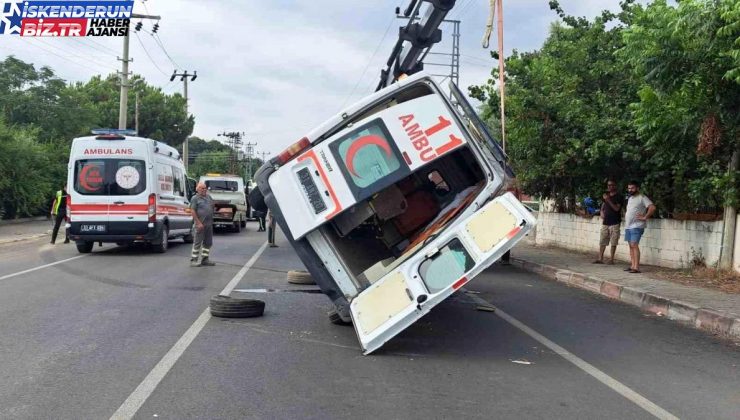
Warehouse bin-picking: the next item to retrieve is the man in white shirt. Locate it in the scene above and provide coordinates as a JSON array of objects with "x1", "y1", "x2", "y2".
[{"x1": 624, "y1": 180, "x2": 656, "y2": 273}]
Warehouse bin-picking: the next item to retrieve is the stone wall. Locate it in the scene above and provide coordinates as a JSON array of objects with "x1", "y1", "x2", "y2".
[{"x1": 533, "y1": 212, "x2": 730, "y2": 269}]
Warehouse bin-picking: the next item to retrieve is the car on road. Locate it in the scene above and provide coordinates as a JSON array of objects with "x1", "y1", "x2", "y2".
[
  {"x1": 67, "y1": 130, "x2": 194, "y2": 253},
  {"x1": 199, "y1": 174, "x2": 248, "y2": 232},
  {"x1": 250, "y1": 73, "x2": 536, "y2": 354}
]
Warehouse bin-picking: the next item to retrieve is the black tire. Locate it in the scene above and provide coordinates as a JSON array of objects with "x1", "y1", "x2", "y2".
[
  {"x1": 76, "y1": 241, "x2": 94, "y2": 253},
  {"x1": 328, "y1": 309, "x2": 352, "y2": 326},
  {"x1": 209, "y1": 295, "x2": 265, "y2": 318},
  {"x1": 240, "y1": 218, "x2": 246, "y2": 228},
  {"x1": 233, "y1": 220, "x2": 241, "y2": 233},
  {"x1": 248, "y1": 187, "x2": 267, "y2": 213},
  {"x1": 152, "y1": 225, "x2": 168, "y2": 253},
  {"x1": 287, "y1": 270, "x2": 315, "y2": 285}
]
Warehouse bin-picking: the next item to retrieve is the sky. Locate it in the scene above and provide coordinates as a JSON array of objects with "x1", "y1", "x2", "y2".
[{"x1": 0, "y1": 0, "x2": 627, "y2": 158}]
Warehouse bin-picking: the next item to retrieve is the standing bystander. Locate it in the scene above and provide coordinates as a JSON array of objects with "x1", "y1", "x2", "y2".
[
  {"x1": 50, "y1": 184, "x2": 69, "y2": 245},
  {"x1": 593, "y1": 180, "x2": 624, "y2": 264},
  {"x1": 190, "y1": 182, "x2": 215, "y2": 267},
  {"x1": 624, "y1": 180, "x2": 656, "y2": 273},
  {"x1": 267, "y1": 209, "x2": 278, "y2": 248}
]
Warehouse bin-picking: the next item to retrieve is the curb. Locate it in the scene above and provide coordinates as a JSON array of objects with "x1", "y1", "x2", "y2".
[
  {"x1": 0, "y1": 232, "x2": 50, "y2": 245},
  {"x1": 0, "y1": 216, "x2": 50, "y2": 225},
  {"x1": 511, "y1": 257, "x2": 740, "y2": 341}
]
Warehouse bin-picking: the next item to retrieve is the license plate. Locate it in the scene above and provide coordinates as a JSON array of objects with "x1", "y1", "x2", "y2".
[
  {"x1": 297, "y1": 168, "x2": 327, "y2": 214},
  {"x1": 80, "y1": 224, "x2": 106, "y2": 233}
]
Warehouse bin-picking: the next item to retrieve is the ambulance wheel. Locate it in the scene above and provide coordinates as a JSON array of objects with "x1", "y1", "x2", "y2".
[
  {"x1": 287, "y1": 270, "x2": 315, "y2": 285},
  {"x1": 152, "y1": 226, "x2": 169, "y2": 253},
  {"x1": 76, "y1": 241, "x2": 94, "y2": 254},
  {"x1": 233, "y1": 220, "x2": 241, "y2": 233},
  {"x1": 209, "y1": 295, "x2": 265, "y2": 318},
  {"x1": 328, "y1": 309, "x2": 352, "y2": 326},
  {"x1": 240, "y1": 219, "x2": 246, "y2": 228}
]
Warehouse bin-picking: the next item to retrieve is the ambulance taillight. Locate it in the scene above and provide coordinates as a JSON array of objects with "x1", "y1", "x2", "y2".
[
  {"x1": 65, "y1": 194, "x2": 71, "y2": 222},
  {"x1": 273, "y1": 137, "x2": 310, "y2": 166},
  {"x1": 148, "y1": 193, "x2": 156, "y2": 222}
]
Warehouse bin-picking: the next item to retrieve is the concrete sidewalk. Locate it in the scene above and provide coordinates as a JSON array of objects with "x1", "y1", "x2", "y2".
[
  {"x1": 0, "y1": 219, "x2": 54, "y2": 245},
  {"x1": 511, "y1": 242, "x2": 740, "y2": 341}
]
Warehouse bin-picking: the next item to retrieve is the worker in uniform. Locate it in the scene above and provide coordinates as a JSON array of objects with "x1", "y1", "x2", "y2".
[
  {"x1": 50, "y1": 184, "x2": 69, "y2": 245},
  {"x1": 267, "y1": 209, "x2": 277, "y2": 248},
  {"x1": 190, "y1": 182, "x2": 215, "y2": 267}
]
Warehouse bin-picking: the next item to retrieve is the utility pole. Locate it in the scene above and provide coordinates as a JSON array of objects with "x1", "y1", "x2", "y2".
[
  {"x1": 218, "y1": 131, "x2": 244, "y2": 174},
  {"x1": 135, "y1": 91, "x2": 140, "y2": 134},
  {"x1": 171, "y1": 70, "x2": 198, "y2": 169},
  {"x1": 118, "y1": 13, "x2": 160, "y2": 130},
  {"x1": 244, "y1": 141, "x2": 257, "y2": 182},
  {"x1": 720, "y1": 150, "x2": 739, "y2": 269}
]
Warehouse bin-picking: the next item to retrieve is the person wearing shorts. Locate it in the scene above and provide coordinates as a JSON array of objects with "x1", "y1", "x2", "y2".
[
  {"x1": 594, "y1": 180, "x2": 624, "y2": 265},
  {"x1": 624, "y1": 180, "x2": 656, "y2": 273}
]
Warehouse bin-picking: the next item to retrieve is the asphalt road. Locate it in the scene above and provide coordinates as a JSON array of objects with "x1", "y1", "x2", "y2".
[{"x1": 0, "y1": 224, "x2": 738, "y2": 419}]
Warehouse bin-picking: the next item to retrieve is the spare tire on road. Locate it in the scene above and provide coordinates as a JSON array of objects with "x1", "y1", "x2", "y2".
[
  {"x1": 209, "y1": 295, "x2": 265, "y2": 318},
  {"x1": 287, "y1": 270, "x2": 315, "y2": 285}
]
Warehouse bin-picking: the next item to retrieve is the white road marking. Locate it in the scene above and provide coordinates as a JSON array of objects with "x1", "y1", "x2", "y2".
[
  {"x1": 0, "y1": 255, "x2": 88, "y2": 282},
  {"x1": 464, "y1": 291, "x2": 680, "y2": 420},
  {"x1": 110, "y1": 241, "x2": 269, "y2": 420}
]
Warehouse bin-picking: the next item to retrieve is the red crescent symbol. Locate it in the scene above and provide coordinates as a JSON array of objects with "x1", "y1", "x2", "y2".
[
  {"x1": 345, "y1": 135, "x2": 392, "y2": 178},
  {"x1": 79, "y1": 165, "x2": 102, "y2": 191}
]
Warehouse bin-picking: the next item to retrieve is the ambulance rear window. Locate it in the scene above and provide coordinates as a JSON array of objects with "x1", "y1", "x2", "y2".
[
  {"x1": 74, "y1": 159, "x2": 146, "y2": 196},
  {"x1": 330, "y1": 118, "x2": 409, "y2": 200}
]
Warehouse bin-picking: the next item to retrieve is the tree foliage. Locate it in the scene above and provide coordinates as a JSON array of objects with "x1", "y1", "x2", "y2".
[
  {"x1": 470, "y1": 0, "x2": 740, "y2": 214},
  {"x1": 0, "y1": 56, "x2": 194, "y2": 218}
]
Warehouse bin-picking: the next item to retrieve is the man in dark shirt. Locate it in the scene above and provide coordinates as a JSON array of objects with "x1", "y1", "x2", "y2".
[
  {"x1": 594, "y1": 179, "x2": 624, "y2": 264},
  {"x1": 190, "y1": 182, "x2": 215, "y2": 267}
]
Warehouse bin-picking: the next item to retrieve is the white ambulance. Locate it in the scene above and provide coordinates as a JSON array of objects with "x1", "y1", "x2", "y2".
[
  {"x1": 66, "y1": 130, "x2": 194, "y2": 253},
  {"x1": 250, "y1": 73, "x2": 536, "y2": 354}
]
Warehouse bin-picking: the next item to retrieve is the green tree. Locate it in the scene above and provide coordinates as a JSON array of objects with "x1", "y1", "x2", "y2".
[
  {"x1": 619, "y1": 0, "x2": 740, "y2": 211},
  {"x1": 470, "y1": 1, "x2": 641, "y2": 209},
  {"x1": 0, "y1": 120, "x2": 54, "y2": 218},
  {"x1": 71, "y1": 74, "x2": 193, "y2": 146}
]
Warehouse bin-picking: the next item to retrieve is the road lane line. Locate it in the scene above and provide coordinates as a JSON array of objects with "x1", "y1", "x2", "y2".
[
  {"x1": 0, "y1": 255, "x2": 88, "y2": 282},
  {"x1": 110, "y1": 241, "x2": 269, "y2": 420},
  {"x1": 464, "y1": 291, "x2": 680, "y2": 420}
]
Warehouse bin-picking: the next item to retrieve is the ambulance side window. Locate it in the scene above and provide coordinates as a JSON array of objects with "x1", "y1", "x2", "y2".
[{"x1": 172, "y1": 167, "x2": 184, "y2": 197}]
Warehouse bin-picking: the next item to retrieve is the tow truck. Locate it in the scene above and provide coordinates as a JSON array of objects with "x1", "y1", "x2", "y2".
[{"x1": 250, "y1": 0, "x2": 535, "y2": 354}]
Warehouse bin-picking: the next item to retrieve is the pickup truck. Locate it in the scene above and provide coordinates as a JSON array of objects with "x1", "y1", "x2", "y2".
[{"x1": 199, "y1": 174, "x2": 248, "y2": 232}]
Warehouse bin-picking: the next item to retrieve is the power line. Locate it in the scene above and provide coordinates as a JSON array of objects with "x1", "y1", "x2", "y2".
[
  {"x1": 339, "y1": 15, "x2": 396, "y2": 110},
  {"x1": 71, "y1": 38, "x2": 118, "y2": 57},
  {"x1": 20, "y1": 38, "x2": 118, "y2": 73},
  {"x1": 134, "y1": 31, "x2": 169, "y2": 77},
  {"x1": 149, "y1": 32, "x2": 181, "y2": 70}
]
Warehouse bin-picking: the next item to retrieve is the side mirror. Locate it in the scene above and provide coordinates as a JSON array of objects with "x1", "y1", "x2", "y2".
[{"x1": 186, "y1": 177, "x2": 196, "y2": 197}]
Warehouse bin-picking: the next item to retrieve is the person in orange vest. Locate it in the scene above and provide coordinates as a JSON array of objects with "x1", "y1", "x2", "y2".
[{"x1": 50, "y1": 184, "x2": 70, "y2": 245}]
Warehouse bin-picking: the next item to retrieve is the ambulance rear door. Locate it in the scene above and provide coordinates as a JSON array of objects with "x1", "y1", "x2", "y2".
[
  {"x1": 349, "y1": 192, "x2": 536, "y2": 354},
  {"x1": 269, "y1": 93, "x2": 468, "y2": 240}
]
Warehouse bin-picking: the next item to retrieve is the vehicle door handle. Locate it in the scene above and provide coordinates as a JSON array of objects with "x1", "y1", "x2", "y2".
[{"x1": 113, "y1": 201, "x2": 125, "y2": 205}]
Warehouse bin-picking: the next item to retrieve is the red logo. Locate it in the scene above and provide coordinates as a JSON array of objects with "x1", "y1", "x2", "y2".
[
  {"x1": 344, "y1": 135, "x2": 392, "y2": 178},
  {"x1": 79, "y1": 164, "x2": 104, "y2": 191}
]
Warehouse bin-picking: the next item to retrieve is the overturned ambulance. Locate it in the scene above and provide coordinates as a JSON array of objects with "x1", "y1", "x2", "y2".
[{"x1": 250, "y1": 0, "x2": 535, "y2": 354}]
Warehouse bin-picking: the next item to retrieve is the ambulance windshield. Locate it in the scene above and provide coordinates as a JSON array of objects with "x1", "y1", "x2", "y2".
[{"x1": 74, "y1": 159, "x2": 146, "y2": 196}]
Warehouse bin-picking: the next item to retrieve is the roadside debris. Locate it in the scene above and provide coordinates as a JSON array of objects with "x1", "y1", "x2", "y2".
[
  {"x1": 476, "y1": 305, "x2": 496, "y2": 312},
  {"x1": 511, "y1": 359, "x2": 533, "y2": 365}
]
